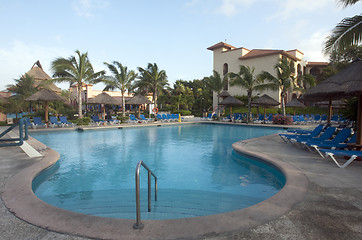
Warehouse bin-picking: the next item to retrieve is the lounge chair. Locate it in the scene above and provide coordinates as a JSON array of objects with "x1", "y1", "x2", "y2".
[
  {"x1": 319, "y1": 149, "x2": 362, "y2": 168},
  {"x1": 59, "y1": 116, "x2": 75, "y2": 127},
  {"x1": 306, "y1": 128, "x2": 353, "y2": 156},
  {"x1": 128, "y1": 114, "x2": 140, "y2": 124},
  {"x1": 295, "y1": 127, "x2": 337, "y2": 145},
  {"x1": 139, "y1": 114, "x2": 150, "y2": 123},
  {"x1": 202, "y1": 113, "x2": 214, "y2": 121},
  {"x1": 156, "y1": 114, "x2": 163, "y2": 121},
  {"x1": 91, "y1": 115, "x2": 106, "y2": 126},
  {"x1": 286, "y1": 124, "x2": 324, "y2": 135},
  {"x1": 49, "y1": 116, "x2": 63, "y2": 128},
  {"x1": 162, "y1": 114, "x2": 171, "y2": 122},
  {"x1": 106, "y1": 116, "x2": 120, "y2": 125},
  {"x1": 32, "y1": 117, "x2": 47, "y2": 129},
  {"x1": 280, "y1": 124, "x2": 324, "y2": 143},
  {"x1": 167, "y1": 114, "x2": 176, "y2": 122}
]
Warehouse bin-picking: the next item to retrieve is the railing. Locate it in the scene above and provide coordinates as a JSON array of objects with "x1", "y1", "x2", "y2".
[
  {"x1": 0, "y1": 118, "x2": 29, "y2": 147},
  {"x1": 133, "y1": 160, "x2": 157, "y2": 229}
]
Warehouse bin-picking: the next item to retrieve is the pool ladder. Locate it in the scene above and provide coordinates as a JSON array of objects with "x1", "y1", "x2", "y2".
[{"x1": 133, "y1": 160, "x2": 157, "y2": 229}]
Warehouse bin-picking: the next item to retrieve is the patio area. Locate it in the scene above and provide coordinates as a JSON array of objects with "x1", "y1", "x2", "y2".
[{"x1": 1, "y1": 123, "x2": 361, "y2": 239}]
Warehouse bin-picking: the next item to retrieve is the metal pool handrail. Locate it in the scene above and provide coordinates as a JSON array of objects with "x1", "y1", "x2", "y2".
[
  {"x1": 0, "y1": 118, "x2": 29, "y2": 147},
  {"x1": 133, "y1": 160, "x2": 158, "y2": 229}
]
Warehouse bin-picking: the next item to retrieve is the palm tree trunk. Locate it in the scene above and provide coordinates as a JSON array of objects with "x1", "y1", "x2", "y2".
[
  {"x1": 247, "y1": 91, "x2": 252, "y2": 123},
  {"x1": 121, "y1": 90, "x2": 125, "y2": 117},
  {"x1": 77, "y1": 85, "x2": 83, "y2": 118},
  {"x1": 281, "y1": 92, "x2": 286, "y2": 116},
  {"x1": 217, "y1": 91, "x2": 220, "y2": 117},
  {"x1": 154, "y1": 86, "x2": 158, "y2": 108}
]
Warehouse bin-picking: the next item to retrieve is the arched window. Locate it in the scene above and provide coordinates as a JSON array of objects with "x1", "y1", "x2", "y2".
[
  {"x1": 292, "y1": 93, "x2": 298, "y2": 100},
  {"x1": 297, "y1": 64, "x2": 302, "y2": 76},
  {"x1": 223, "y1": 63, "x2": 228, "y2": 75}
]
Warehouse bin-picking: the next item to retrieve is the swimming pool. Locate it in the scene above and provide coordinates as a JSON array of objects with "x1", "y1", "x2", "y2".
[{"x1": 32, "y1": 123, "x2": 285, "y2": 220}]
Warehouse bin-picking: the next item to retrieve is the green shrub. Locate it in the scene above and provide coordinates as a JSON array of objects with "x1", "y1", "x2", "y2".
[
  {"x1": 76, "y1": 117, "x2": 91, "y2": 126},
  {"x1": 173, "y1": 110, "x2": 192, "y2": 116},
  {"x1": 0, "y1": 121, "x2": 7, "y2": 126}
]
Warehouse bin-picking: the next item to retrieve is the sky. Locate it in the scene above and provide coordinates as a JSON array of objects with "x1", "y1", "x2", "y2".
[{"x1": 0, "y1": 0, "x2": 361, "y2": 91}]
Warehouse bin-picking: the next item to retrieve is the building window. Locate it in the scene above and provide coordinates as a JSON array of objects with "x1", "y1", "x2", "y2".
[
  {"x1": 310, "y1": 67, "x2": 320, "y2": 77},
  {"x1": 223, "y1": 63, "x2": 228, "y2": 75}
]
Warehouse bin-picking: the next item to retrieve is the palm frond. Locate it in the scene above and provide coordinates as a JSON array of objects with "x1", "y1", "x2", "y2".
[
  {"x1": 324, "y1": 14, "x2": 362, "y2": 54},
  {"x1": 338, "y1": 0, "x2": 360, "y2": 7}
]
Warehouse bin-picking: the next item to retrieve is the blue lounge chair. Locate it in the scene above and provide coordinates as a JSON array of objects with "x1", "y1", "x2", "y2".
[
  {"x1": 139, "y1": 114, "x2": 150, "y2": 123},
  {"x1": 91, "y1": 115, "x2": 105, "y2": 126},
  {"x1": 319, "y1": 149, "x2": 362, "y2": 168},
  {"x1": 167, "y1": 114, "x2": 175, "y2": 122},
  {"x1": 106, "y1": 116, "x2": 120, "y2": 125},
  {"x1": 280, "y1": 124, "x2": 324, "y2": 143},
  {"x1": 306, "y1": 128, "x2": 353, "y2": 156},
  {"x1": 295, "y1": 127, "x2": 337, "y2": 145},
  {"x1": 287, "y1": 124, "x2": 324, "y2": 135},
  {"x1": 203, "y1": 113, "x2": 214, "y2": 121},
  {"x1": 32, "y1": 117, "x2": 47, "y2": 129},
  {"x1": 49, "y1": 116, "x2": 63, "y2": 128},
  {"x1": 162, "y1": 114, "x2": 171, "y2": 122},
  {"x1": 157, "y1": 114, "x2": 166, "y2": 121},
  {"x1": 59, "y1": 116, "x2": 75, "y2": 127},
  {"x1": 128, "y1": 114, "x2": 140, "y2": 124}
]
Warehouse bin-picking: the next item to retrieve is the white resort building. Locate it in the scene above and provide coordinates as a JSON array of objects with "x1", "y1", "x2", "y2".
[{"x1": 207, "y1": 42, "x2": 328, "y2": 108}]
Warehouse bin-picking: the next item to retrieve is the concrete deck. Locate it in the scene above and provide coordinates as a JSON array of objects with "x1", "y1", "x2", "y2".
[{"x1": 1, "y1": 122, "x2": 361, "y2": 239}]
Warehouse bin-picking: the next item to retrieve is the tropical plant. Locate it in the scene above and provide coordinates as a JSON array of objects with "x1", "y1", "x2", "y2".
[
  {"x1": 51, "y1": 50, "x2": 105, "y2": 118},
  {"x1": 135, "y1": 63, "x2": 168, "y2": 108},
  {"x1": 6, "y1": 73, "x2": 49, "y2": 114},
  {"x1": 99, "y1": 61, "x2": 137, "y2": 117},
  {"x1": 258, "y1": 58, "x2": 295, "y2": 116},
  {"x1": 204, "y1": 70, "x2": 228, "y2": 116},
  {"x1": 324, "y1": 0, "x2": 361, "y2": 54},
  {"x1": 229, "y1": 65, "x2": 267, "y2": 123}
]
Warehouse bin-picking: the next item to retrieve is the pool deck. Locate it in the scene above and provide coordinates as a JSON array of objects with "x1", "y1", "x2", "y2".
[{"x1": 1, "y1": 121, "x2": 361, "y2": 239}]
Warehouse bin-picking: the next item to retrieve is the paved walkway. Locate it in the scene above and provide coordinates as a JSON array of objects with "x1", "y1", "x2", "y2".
[{"x1": 1, "y1": 123, "x2": 361, "y2": 239}]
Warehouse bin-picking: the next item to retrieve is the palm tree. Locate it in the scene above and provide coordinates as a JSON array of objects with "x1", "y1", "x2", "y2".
[
  {"x1": 100, "y1": 61, "x2": 137, "y2": 117},
  {"x1": 135, "y1": 63, "x2": 168, "y2": 108},
  {"x1": 6, "y1": 73, "x2": 47, "y2": 113},
  {"x1": 229, "y1": 65, "x2": 267, "y2": 123},
  {"x1": 204, "y1": 70, "x2": 228, "y2": 117},
  {"x1": 51, "y1": 50, "x2": 105, "y2": 118},
  {"x1": 324, "y1": 0, "x2": 361, "y2": 54},
  {"x1": 258, "y1": 58, "x2": 295, "y2": 116},
  {"x1": 7, "y1": 73, "x2": 44, "y2": 97}
]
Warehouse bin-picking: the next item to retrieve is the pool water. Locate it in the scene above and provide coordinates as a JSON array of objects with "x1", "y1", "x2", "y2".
[{"x1": 32, "y1": 124, "x2": 285, "y2": 220}]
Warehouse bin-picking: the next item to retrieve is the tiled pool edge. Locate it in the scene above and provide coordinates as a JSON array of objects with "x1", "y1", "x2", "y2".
[{"x1": 2, "y1": 134, "x2": 308, "y2": 240}]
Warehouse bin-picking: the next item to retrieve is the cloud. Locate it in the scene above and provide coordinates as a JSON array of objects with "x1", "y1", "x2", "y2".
[
  {"x1": 0, "y1": 41, "x2": 71, "y2": 90},
  {"x1": 216, "y1": 0, "x2": 256, "y2": 17},
  {"x1": 268, "y1": 0, "x2": 332, "y2": 20},
  {"x1": 297, "y1": 30, "x2": 330, "y2": 62},
  {"x1": 72, "y1": 0, "x2": 109, "y2": 18}
]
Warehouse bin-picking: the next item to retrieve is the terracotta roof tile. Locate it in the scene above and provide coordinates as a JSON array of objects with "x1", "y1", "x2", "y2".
[
  {"x1": 306, "y1": 62, "x2": 329, "y2": 66},
  {"x1": 207, "y1": 42, "x2": 236, "y2": 51},
  {"x1": 239, "y1": 49, "x2": 301, "y2": 61}
]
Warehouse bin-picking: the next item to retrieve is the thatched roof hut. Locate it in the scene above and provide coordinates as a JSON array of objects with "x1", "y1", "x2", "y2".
[{"x1": 26, "y1": 61, "x2": 62, "y2": 93}]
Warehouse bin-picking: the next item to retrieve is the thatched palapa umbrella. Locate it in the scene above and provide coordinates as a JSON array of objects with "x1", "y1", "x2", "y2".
[
  {"x1": 303, "y1": 59, "x2": 362, "y2": 145},
  {"x1": 126, "y1": 94, "x2": 152, "y2": 117},
  {"x1": 286, "y1": 99, "x2": 305, "y2": 116},
  {"x1": 251, "y1": 94, "x2": 280, "y2": 119},
  {"x1": 26, "y1": 88, "x2": 65, "y2": 123},
  {"x1": 87, "y1": 92, "x2": 120, "y2": 120},
  {"x1": 219, "y1": 96, "x2": 243, "y2": 115}
]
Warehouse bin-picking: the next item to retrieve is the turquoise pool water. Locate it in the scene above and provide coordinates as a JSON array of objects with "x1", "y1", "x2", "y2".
[{"x1": 32, "y1": 123, "x2": 285, "y2": 220}]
